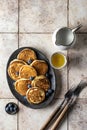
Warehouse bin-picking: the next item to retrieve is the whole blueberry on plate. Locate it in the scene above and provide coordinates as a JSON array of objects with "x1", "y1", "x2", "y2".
[
  {"x1": 45, "y1": 73, "x2": 51, "y2": 78},
  {"x1": 45, "y1": 73, "x2": 49, "y2": 77},
  {"x1": 29, "y1": 76, "x2": 35, "y2": 80},
  {"x1": 27, "y1": 84, "x2": 32, "y2": 88},
  {"x1": 46, "y1": 92, "x2": 50, "y2": 98},
  {"x1": 27, "y1": 59, "x2": 33, "y2": 64},
  {"x1": 5, "y1": 102, "x2": 19, "y2": 115},
  {"x1": 48, "y1": 89, "x2": 54, "y2": 95},
  {"x1": 15, "y1": 72, "x2": 19, "y2": 76},
  {"x1": 24, "y1": 96, "x2": 27, "y2": 100}
]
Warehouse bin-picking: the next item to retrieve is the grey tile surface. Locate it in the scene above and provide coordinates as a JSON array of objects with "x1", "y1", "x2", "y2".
[
  {"x1": 68, "y1": 99, "x2": 87, "y2": 130},
  {"x1": 68, "y1": 34, "x2": 87, "y2": 98},
  {"x1": 0, "y1": 99, "x2": 18, "y2": 130},
  {"x1": 19, "y1": 0, "x2": 67, "y2": 32},
  {"x1": 0, "y1": 34, "x2": 18, "y2": 98},
  {"x1": 69, "y1": 0, "x2": 87, "y2": 32},
  {"x1": 0, "y1": 0, "x2": 18, "y2": 32},
  {"x1": 19, "y1": 99, "x2": 67, "y2": 130}
]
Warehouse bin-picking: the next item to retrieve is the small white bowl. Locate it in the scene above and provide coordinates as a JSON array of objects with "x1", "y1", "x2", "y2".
[{"x1": 50, "y1": 52, "x2": 67, "y2": 70}]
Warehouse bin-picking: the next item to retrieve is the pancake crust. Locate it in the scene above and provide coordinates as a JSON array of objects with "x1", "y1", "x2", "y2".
[
  {"x1": 31, "y1": 75, "x2": 50, "y2": 91},
  {"x1": 19, "y1": 65, "x2": 37, "y2": 79},
  {"x1": 17, "y1": 48, "x2": 37, "y2": 63},
  {"x1": 26, "y1": 87, "x2": 45, "y2": 104},
  {"x1": 14, "y1": 78, "x2": 31, "y2": 96},
  {"x1": 31, "y1": 60, "x2": 48, "y2": 75},
  {"x1": 8, "y1": 59, "x2": 27, "y2": 81}
]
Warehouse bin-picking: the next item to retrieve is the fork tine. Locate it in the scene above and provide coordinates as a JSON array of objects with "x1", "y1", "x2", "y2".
[{"x1": 65, "y1": 78, "x2": 87, "y2": 99}]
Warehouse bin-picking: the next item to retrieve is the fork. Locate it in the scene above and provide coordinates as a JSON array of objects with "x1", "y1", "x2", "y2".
[{"x1": 40, "y1": 78, "x2": 87, "y2": 130}]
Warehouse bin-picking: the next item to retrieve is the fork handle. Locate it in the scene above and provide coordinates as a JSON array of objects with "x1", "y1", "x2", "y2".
[
  {"x1": 51, "y1": 98, "x2": 73, "y2": 130},
  {"x1": 51, "y1": 104, "x2": 68, "y2": 130},
  {"x1": 40, "y1": 99, "x2": 67, "y2": 130}
]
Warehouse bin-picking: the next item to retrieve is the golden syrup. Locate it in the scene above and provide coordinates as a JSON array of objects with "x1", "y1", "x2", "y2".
[{"x1": 51, "y1": 53, "x2": 65, "y2": 68}]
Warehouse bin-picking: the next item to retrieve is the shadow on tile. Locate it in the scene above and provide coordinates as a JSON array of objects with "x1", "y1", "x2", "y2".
[
  {"x1": 67, "y1": 98, "x2": 80, "y2": 123},
  {"x1": 68, "y1": 34, "x2": 87, "y2": 70},
  {"x1": 68, "y1": 53, "x2": 83, "y2": 71},
  {"x1": 73, "y1": 34, "x2": 87, "y2": 50},
  {"x1": 54, "y1": 70, "x2": 63, "y2": 98}
]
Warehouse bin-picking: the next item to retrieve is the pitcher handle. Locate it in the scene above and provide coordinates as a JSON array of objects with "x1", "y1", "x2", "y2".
[{"x1": 72, "y1": 24, "x2": 82, "y2": 32}]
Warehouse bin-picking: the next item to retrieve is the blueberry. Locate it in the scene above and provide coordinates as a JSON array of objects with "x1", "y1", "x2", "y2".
[
  {"x1": 13, "y1": 82, "x2": 15, "y2": 86},
  {"x1": 48, "y1": 89, "x2": 54, "y2": 95},
  {"x1": 27, "y1": 59, "x2": 33, "y2": 64},
  {"x1": 46, "y1": 73, "x2": 49, "y2": 78},
  {"x1": 14, "y1": 105, "x2": 17, "y2": 109},
  {"x1": 5, "y1": 106, "x2": 10, "y2": 112},
  {"x1": 24, "y1": 96, "x2": 27, "y2": 100},
  {"x1": 29, "y1": 76, "x2": 35, "y2": 80},
  {"x1": 13, "y1": 105, "x2": 18, "y2": 111},
  {"x1": 13, "y1": 105, "x2": 19, "y2": 114},
  {"x1": 16, "y1": 72, "x2": 19, "y2": 76},
  {"x1": 46, "y1": 73, "x2": 52, "y2": 78},
  {"x1": 13, "y1": 107, "x2": 16, "y2": 111},
  {"x1": 10, "y1": 107, "x2": 14, "y2": 112},
  {"x1": 27, "y1": 84, "x2": 32, "y2": 88},
  {"x1": 5, "y1": 106, "x2": 11, "y2": 114},
  {"x1": 8, "y1": 103, "x2": 13, "y2": 108},
  {"x1": 46, "y1": 92, "x2": 50, "y2": 98}
]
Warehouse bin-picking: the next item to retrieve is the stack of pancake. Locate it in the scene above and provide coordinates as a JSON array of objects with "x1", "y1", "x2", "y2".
[{"x1": 8, "y1": 48, "x2": 50, "y2": 104}]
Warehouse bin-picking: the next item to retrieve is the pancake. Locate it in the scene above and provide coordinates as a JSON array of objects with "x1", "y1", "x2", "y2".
[
  {"x1": 17, "y1": 48, "x2": 37, "y2": 63},
  {"x1": 26, "y1": 87, "x2": 45, "y2": 104},
  {"x1": 31, "y1": 60, "x2": 48, "y2": 75},
  {"x1": 14, "y1": 78, "x2": 31, "y2": 96},
  {"x1": 8, "y1": 59, "x2": 27, "y2": 81},
  {"x1": 31, "y1": 75, "x2": 50, "y2": 91},
  {"x1": 19, "y1": 65, "x2": 37, "y2": 79}
]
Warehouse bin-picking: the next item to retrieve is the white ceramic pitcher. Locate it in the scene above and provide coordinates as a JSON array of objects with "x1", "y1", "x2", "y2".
[{"x1": 52, "y1": 24, "x2": 82, "y2": 50}]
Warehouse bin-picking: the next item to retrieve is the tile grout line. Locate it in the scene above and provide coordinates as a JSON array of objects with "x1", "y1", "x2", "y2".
[
  {"x1": 18, "y1": 0, "x2": 20, "y2": 49},
  {"x1": 0, "y1": 32, "x2": 87, "y2": 34},
  {"x1": 19, "y1": 32, "x2": 53, "y2": 34},
  {"x1": 67, "y1": 0, "x2": 69, "y2": 28},
  {"x1": 67, "y1": 0, "x2": 69, "y2": 130},
  {"x1": 20, "y1": 32, "x2": 87, "y2": 34},
  {"x1": 17, "y1": 101, "x2": 19, "y2": 130},
  {"x1": 67, "y1": 0, "x2": 69, "y2": 90},
  {"x1": 0, "y1": 98, "x2": 15, "y2": 99},
  {"x1": 0, "y1": 32, "x2": 18, "y2": 34}
]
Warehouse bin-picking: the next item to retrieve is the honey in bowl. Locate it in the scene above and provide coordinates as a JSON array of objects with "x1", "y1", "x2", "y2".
[{"x1": 51, "y1": 52, "x2": 67, "y2": 69}]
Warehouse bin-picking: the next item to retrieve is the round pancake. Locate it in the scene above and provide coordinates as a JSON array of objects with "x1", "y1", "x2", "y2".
[
  {"x1": 17, "y1": 48, "x2": 37, "y2": 63},
  {"x1": 31, "y1": 75, "x2": 50, "y2": 91},
  {"x1": 31, "y1": 60, "x2": 48, "y2": 75},
  {"x1": 26, "y1": 87, "x2": 45, "y2": 104},
  {"x1": 8, "y1": 59, "x2": 27, "y2": 81},
  {"x1": 14, "y1": 78, "x2": 31, "y2": 96},
  {"x1": 19, "y1": 65, "x2": 37, "y2": 79}
]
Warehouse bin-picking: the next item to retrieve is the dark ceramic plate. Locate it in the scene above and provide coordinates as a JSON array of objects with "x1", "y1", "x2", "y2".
[{"x1": 6, "y1": 47, "x2": 56, "y2": 109}]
